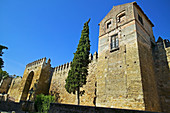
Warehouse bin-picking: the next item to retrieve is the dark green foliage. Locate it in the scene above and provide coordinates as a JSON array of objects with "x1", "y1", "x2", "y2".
[
  {"x1": 0, "y1": 45, "x2": 8, "y2": 69},
  {"x1": 0, "y1": 45, "x2": 9, "y2": 82},
  {"x1": 34, "y1": 94, "x2": 55, "y2": 113},
  {"x1": 0, "y1": 68, "x2": 9, "y2": 81},
  {"x1": 65, "y1": 19, "x2": 91, "y2": 104}
]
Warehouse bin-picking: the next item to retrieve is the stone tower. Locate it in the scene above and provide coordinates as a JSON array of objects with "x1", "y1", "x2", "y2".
[
  {"x1": 14, "y1": 57, "x2": 52, "y2": 102},
  {"x1": 96, "y1": 2, "x2": 161, "y2": 111}
]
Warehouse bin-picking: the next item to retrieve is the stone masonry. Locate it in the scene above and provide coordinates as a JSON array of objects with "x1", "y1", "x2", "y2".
[
  {"x1": 6, "y1": 2, "x2": 170, "y2": 113},
  {"x1": 96, "y1": 2, "x2": 160, "y2": 111},
  {"x1": 0, "y1": 77, "x2": 12, "y2": 94},
  {"x1": 49, "y1": 52, "x2": 98, "y2": 106},
  {"x1": 153, "y1": 38, "x2": 170, "y2": 112},
  {"x1": 7, "y1": 77, "x2": 22, "y2": 101},
  {"x1": 8, "y1": 57, "x2": 52, "y2": 102}
]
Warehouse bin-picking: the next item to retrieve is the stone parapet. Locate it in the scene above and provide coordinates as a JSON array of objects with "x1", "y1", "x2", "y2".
[
  {"x1": 54, "y1": 62, "x2": 72, "y2": 73},
  {"x1": 54, "y1": 52, "x2": 98, "y2": 73},
  {"x1": 26, "y1": 57, "x2": 46, "y2": 68}
]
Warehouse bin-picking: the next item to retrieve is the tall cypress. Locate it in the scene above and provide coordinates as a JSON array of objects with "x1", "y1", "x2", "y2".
[{"x1": 65, "y1": 19, "x2": 90, "y2": 105}]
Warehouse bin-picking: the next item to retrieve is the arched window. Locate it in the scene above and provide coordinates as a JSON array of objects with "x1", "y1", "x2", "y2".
[
  {"x1": 117, "y1": 11, "x2": 126, "y2": 23},
  {"x1": 105, "y1": 19, "x2": 113, "y2": 30}
]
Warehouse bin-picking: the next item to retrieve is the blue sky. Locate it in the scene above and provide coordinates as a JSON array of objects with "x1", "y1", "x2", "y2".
[{"x1": 0, "y1": 0, "x2": 170, "y2": 76}]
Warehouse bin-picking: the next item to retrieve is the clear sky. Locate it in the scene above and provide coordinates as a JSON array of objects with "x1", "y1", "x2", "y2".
[{"x1": 0, "y1": 0, "x2": 170, "y2": 76}]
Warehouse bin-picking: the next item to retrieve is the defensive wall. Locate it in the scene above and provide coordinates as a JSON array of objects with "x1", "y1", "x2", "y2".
[
  {"x1": 3, "y1": 2, "x2": 170, "y2": 113},
  {"x1": 7, "y1": 76, "x2": 22, "y2": 102},
  {"x1": 0, "y1": 77, "x2": 12, "y2": 94},
  {"x1": 49, "y1": 52, "x2": 98, "y2": 106},
  {"x1": 153, "y1": 38, "x2": 170, "y2": 112},
  {"x1": 49, "y1": 103, "x2": 160, "y2": 113},
  {"x1": 8, "y1": 57, "x2": 52, "y2": 102}
]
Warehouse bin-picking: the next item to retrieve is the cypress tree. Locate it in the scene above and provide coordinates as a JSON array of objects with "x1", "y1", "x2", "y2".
[{"x1": 65, "y1": 19, "x2": 90, "y2": 105}]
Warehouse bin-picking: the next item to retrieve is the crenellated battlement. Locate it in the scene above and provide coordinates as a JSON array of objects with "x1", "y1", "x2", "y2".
[
  {"x1": 54, "y1": 52, "x2": 98, "y2": 73},
  {"x1": 26, "y1": 57, "x2": 47, "y2": 68},
  {"x1": 89, "y1": 51, "x2": 98, "y2": 61},
  {"x1": 156, "y1": 37, "x2": 170, "y2": 48},
  {"x1": 54, "y1": 61, "x2": 72, "y2": 73}
]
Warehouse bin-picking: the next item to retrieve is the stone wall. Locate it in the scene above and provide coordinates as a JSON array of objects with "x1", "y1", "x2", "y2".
[
  {"x1": 7, "y1": 77, "x2": 22, "y2": 101},
  {"x1": 137, "y1": 33, "x2": 161, "y2": 111},
  {"x1": 153, "y1": 38, "x2": 170, "y2": 112},
  {"x1": 16, "y1": 57, "x2": 52, "y2": 102},
  {"x1": 49, "y1": 103, "x2": 160, "y2": 113},
  {"x1": 35, "y1": 59, "x2": 52, "y2": 95},
  {"x1": 49, "y1": 61, "x2": 75, "y2": 104},
  {"x1": 166, "y1": 46, "x2": 170, "y2": 68},
  {"x1": 49, "y1": 52, "x2": 98, "y2": 106},
  {"x1": 134, "y1": 4, "x2": 161, "y2": 111},
  {"x1": 0, "y1": 101, "x2": 24, "y2": 113},
  {"x1": 0, "y1": 77, "x2": 12, "y2": 94}
]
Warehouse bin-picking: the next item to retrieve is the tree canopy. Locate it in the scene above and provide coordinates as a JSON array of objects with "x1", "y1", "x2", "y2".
[
  {"x1": 0, "y1": 68, "x2": 9, "y2": 81},
  {"x1": 65, "y1": 19, "x2": 91, "y2": 104},
  {"x1": 0, "y1": 45, "x2": 8, "y2": 69},
  {"x1": 0, "y1": 45, "x2": 8, "y2": 80}
]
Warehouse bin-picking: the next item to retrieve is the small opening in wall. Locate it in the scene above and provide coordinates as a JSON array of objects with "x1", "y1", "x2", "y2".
[
  {"x1": 117, "y1": 13, "x2": 126, "y2": 23},
  {"x1": 107, "y1": 21, "x2": 111, "y2": 29},
  {"x1": 127, "y1": 64, "x2": 129, "y2": 66},
  {"x1": 134, "y1": 61, "x2": 136, "y2": 64},
  {"x1": 120, "y1": 66, "x2": 122, "y2": 67},
  {"x1": 138, "y1": 14, "x2": 143, "y2": 25},
  {"x1": 105, "y1": 56, "x2": 107, "y2": 59}
]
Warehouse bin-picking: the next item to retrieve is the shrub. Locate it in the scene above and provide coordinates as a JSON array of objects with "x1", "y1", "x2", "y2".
[{"x1": 34, "y1": 94, "x2": 55, "y2": 113}]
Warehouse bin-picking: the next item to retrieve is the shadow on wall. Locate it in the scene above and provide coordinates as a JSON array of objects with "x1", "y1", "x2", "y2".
[
  {"x1": 49, "y1": 103, "x2": 161, "y2": 113},
  {"x1": 20, "y1": 71, "x2": 34, "y2": 101}
]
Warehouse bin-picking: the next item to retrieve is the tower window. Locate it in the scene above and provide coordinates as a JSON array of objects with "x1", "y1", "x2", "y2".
[
  {"x1": 138, "y1": 14, "x2": 143, "y2": 25},
  {"x1": 107, "y1": 21, "x2": 112, "y2": 29},
  {"x1": 117, "y1": 11, "x2": 126, "y2": 23},
  {"x1": 111, "y1": 34, "x2": 119, "y2": 50},
  {"x1": 117, "y1": 13, "x2": 126, "y2": 23}
]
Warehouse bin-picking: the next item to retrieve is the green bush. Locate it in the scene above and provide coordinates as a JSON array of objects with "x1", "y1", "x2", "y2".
[{"x1": 34, "y1": 94, "x2": 55, "y2": 113}]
